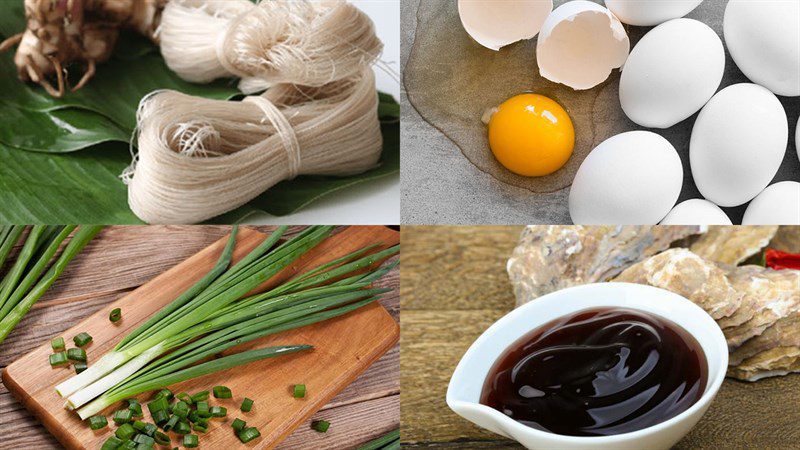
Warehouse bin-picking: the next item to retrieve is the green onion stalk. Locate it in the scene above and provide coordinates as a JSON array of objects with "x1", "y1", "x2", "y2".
[
  {"x1": 0, "y1": 226, "x2": 103, "y2": 345},
  {"x1": 55, "y1": 226, "x2": 399, "y2": 419}
]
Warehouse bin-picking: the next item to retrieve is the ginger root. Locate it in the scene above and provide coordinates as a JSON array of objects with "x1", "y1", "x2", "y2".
[{"x1": 0, "y1": 0, "x2": 167, "y2": 97}]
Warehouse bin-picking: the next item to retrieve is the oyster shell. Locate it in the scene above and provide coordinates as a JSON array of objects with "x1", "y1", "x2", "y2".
[
  {"x1": 770, "y1": 226, "x2": 800, "y2": 253},
  {"x1": 727, "y1": 347, "x2": 800, "y2": 382},
  {"x1": 509, "y1": 225, "x2": 699, "y2": 307},
  {"x1": 690, "y1": 226, "x2": 778, "y2": 265}
]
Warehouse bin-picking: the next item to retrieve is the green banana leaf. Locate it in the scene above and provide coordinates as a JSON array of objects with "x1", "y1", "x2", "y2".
[{"x1": 0, "y1": 2, "x2": 400, "y2": 223}]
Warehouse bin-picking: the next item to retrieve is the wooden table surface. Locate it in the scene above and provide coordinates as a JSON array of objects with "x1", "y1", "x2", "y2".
[
  {"x1": 0, "y1": 226, "x2": 399, "y2": 450},
  {"x1": 400, "y1": 226, "x2": 800, "y2": 448}
]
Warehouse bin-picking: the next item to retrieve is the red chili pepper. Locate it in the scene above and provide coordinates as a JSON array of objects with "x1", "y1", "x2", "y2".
[{"x1": 764, "y1": 249, "x2": 800, "y2": 270}]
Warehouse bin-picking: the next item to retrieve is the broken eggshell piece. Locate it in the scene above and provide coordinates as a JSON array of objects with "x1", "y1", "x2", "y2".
[
  {"x1": 457, "y1": 0, "x2": 553, "y2": 51},
  {"x1": 536, "y1": 1, "x2": 630, "y2": 90},
  {"x1": 604, "y1": 0, "x2": 704, "y2": 27}
]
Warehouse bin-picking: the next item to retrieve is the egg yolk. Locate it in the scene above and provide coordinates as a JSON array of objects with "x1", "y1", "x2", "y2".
[{"x1": 488, "y1": 93, "x2": 575, "y2": 177}]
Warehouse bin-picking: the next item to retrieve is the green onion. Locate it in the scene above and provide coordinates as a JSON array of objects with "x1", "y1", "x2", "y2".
[
  {"x1": 192, "y1": 422, "x2": 208, "y2": 433},
  {"x1": 49, "y1": 352, "x2": 68, "y2": 366},
  {"x1": 238, "y1": 427, "x2": 261, "y2": 443},
  {"x1": 110, "y1": 308, "x2": 122, "y2": 323},
  {"x1": 162, "y1": 415, "x2": 179, "y2": 432},
  {"x1": 190, "y1": 390, "x2": 209, "y2": 402},
  {"x1": 113, "y1": 409, "x2": 134, "y2": 425},
  {"x1": 67, "y1": 348, "x2": 87, "y2": 362},
  {"x1": 173, "y1": 401, "x2": 190, "y2": 418},
  {"x1": 231, "y1": 418, "x2": 246, "y2": 433},
  {"x1": 55, "y1": 227, "x2": 397, "y2": 422},
  {"x1": 116, "y1": 423, "x2": 137, "y2": 439},
  {"x1": 151, "y1": 409, "x2": 169, "y2": 426},
  {"x1": 154, "y1": 389, "x2": 174, "y2": 402},
  {"x1": 176, "y1": 392, "x2": 193, "y2": 405},
  {"x1": 51, "y1": 337, "x2": 65, "y2": 351},
  {"x1": 174, "y1": 421, "x2": 191, "y2": 435},
  {"x1": 153, "y1": 431, "x2": 170, "y2": 446},
  {"x1": 293, "y1": 384, "x2": 306, "y2": 398},
  {"x1": 127, "y1": 399, "x2": 143, "y2": 418},
  {"x1": 0, "y1": 226, "x2": 102, "y2": 345},
  {"x1": 311, "y1": 420, "x2": 330, "y2": 433},
  {"x1": 73, "y1": 332, "x2": 93, "y2": 347},
  {"x1": 210, "y1": 406, "x2": 227, "y2": 418},
  {"x1": 147, "y1": 396, "x2": 169, "y2": 415},
  {"x1": 212, "y1": 385, "x2": 231, "y2": 399},
  {"x1": 187, "y1": 410, "x2": 199, "y2": 423},
  {"x1": 356, "y1": 429, "x2": 400, "y2": 450},
  {"x1": 74, "y1": 362, "x2": 88, "y2": 374},
  {"x1": 240, "y1": 398, "x2": 254, "y2": 412},
  {"x1": 133, "y1": 434, "x2": 155, "y2": 446},
  {"x1": 183, "y1": 435, "x2": 199, "y2": 448},
  {"x1": 101, "y1": 436, "x2": 124, "y2": 450},
  {"x1": 88, "y1": 415, "x2": 108, "y2": 430},
  {"x1": 196, "y1": 401, "x2": 210, "y2": 418},
  {"x1": 133, "y1": 421, "x2": 157, "y2": 436},
  {"x1": 122, "y1": 441, "x2": 137, "y2": 450}
]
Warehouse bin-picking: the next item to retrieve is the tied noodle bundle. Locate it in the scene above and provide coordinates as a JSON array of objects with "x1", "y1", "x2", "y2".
[
  {"x1": 125, "y1": 69, "x2": 382, "y2": 224},
  {"x1": 159, "y1": 0, "x2": 383, "y2": 92}
]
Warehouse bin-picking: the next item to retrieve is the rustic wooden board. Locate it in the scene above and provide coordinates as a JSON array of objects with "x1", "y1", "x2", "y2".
[
  {"x1": 2, "y1": 226, "x2": 399, "y2": 450},
  {"x1": 400, "y1": 226, "x2": 800, "y2": 448}
]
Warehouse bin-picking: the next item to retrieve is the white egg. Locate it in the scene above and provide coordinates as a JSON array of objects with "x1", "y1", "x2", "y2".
[
  {"x1": 724, "y1": 0, "x2": 800, "y2": 97},
  {"x1": 742, "y1": 182, "x2": 800, "y2": 225},
  {"x1": 569, "y1": 131, "x2": 682, "y2": 225},
  {"x1": 660, "y1": 199, "x2": 732, "y2": 225},
  {"x1": 605, "y1": 0, "x2": 703, "y2": 26},
  {"x1": 458, "y1": 0, "x2": 553, "y2": 51},
  {"x1": 619, "y1": 18, "x2": 724, "y2": 129},
  {"x1": 690, "y1": 83, "x2": 788, "y2": 207},
  {"x1": 537, "y1": 1, "x2": 629, "y2": 90}
]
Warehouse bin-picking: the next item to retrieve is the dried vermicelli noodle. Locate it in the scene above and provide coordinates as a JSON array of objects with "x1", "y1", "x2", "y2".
[
  {"x1": 125, "y1": 69, "x2": 383, "y2": 224},
  {"x1": 159, "y1": 0, "x2": 383, "y2": 91}
]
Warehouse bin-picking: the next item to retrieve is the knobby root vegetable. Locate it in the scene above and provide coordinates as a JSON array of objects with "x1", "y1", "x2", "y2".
[{"x1": 124, "y1": 69, "x2": 383, "y2": 224}]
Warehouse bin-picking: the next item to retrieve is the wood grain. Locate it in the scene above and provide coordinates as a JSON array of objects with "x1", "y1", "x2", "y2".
[
  {"x1": 400, "y1": 225, "x2": 800, "y2": 448},
  {"x1": 0, "y1": 226, "x2": 399, "y2": 450}
]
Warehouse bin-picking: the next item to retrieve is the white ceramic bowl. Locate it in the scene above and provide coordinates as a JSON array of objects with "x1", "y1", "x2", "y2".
[{"x1": 447, "y1": 283, "x2": 728, "y2": 450}]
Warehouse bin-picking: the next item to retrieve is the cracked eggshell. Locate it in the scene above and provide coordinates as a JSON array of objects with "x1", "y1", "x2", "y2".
[
  {"x1": 690, "y1": 83, "x2": 788, "y2": 208},
  {"x1": 660, "y1": 199, "x2": 732, "y2": 225},
  {"x1": 605, "y1": 0, "x2": 704, "y2": 26},
  {"x1": 536, "y1": 0, "x2": 630, "y2": 90},
  {"x1": 724, "y1": 0, "x2": 800, "y2": 97},
  {"x1": 569, "y1": 131, "x2": 683, "y2": 225},
  {"x1": 619, "y1": 18, "x2": 724, "y2": 129},
  {"x1": 742, "y1": 182, "x2": 800, "y2": 225},
  {"x1": 458, "y1": 0, "x2": 553, "y2": 51}
]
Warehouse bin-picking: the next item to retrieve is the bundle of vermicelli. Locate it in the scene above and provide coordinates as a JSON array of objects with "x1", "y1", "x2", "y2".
[
  {"x1": 125, "y1": 69, "x2": 383, "y2": 224},
  {"x1": 159, "y1": 0, "x2": 383, "y2": 91}
]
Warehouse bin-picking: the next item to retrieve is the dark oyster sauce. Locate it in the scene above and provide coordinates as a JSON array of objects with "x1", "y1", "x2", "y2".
[{"x1": 480, "y1": 308, "x2": 707, "y2": 437}]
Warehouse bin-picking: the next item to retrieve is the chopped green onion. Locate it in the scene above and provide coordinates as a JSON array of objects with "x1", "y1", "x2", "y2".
[
  {"x1": 174, "y1": 421, "x2": 191, "y2": 435},
  {"x1": 127, "y1": 399, "x2": 143, "y2": 418},
  {"x1": 147, "y1": 396, "x2": 169, "y2": 415},
  {"x1": 240, "y1": 398, "x2": 254, "y2": 412},
  {"x1": 151, "y1": 409, "x2": 169, "y2": 425},
  {"x1": 88, "y1": 415, "x2": 108, "y2": 430},
  {"x1": 311, "y1": 420, "x2": 330, "y2": 433},
  {"x1": 176, "y1": 392, "x2": 193, "y2": 406},
  {"x1": 133, "y1": 420, "x2": 157, "y2": 436},
  {"x1": 210, "y1": 406, "x2": 227, "y2": 418},
  {"x1": 154, "y1": 389, "x2": 174, "y2": 402},
  {"x1": 51, "y1": 337, "x2": 65, "y2": 351},
  {"x1": 196, "y1": 401, "x2": 210, "y2": 418},
  {"x1": 115, "y1": 423, "x2": 136, "y2": 439},
  {"x1": 293, "y1": 384, "x2": 306, "y2": 398},
  {"x1": 49, "y1": 352, "x2": 68, "y2": 366},
  {"x1": 110, "y1": 308, "x2": 122, "y2": 323},
  {"x1": 172, "y1": 401, "x2": 190, "y2": 418},
  {"x1": 74, "y1": 362, "x2": 88, "y2": 374},
  {"x1": 121, "y1": 441, "x2": 136, "y2": 450},
  {"x1": 73, "y1": 332, "x2": 92, "y2": 347},
  {"x1": 153, "y1": 431, "x2": 170, "y2": 446},
  {"x1": 192, "y1": 422, "x2": 208, "y2": 433},
  {"x1": 190, "y1": 390, "x2": 209, "y2": 402},
  {"x1": 113, "y1": 409, "x2": 134, "y2": 425},
  {"x1": 67, "y1": 347, "x2": 86, "y2": 362},
  {"x1": 101, "y1": 436, "x2": 124, "y2": 450},
  {"x1": 183, "y1": 435, "x2": 199, "y2": 448},
  {"x1": 238, "y1": 427, "x2": 261, "y2": 443},
  {"x1": 231, "y1": 418, "x2": 246, "y2": 433},
  {"x1": 187, "y1": 410, "x2": 199, "y2": 423},
  {"x1": 162, "y1": 415, "x2": 179, "y2": 432},
  {"x1": 212, "y1": 385, "x2": 231, "y2": 399},
  {"x1": 133, "y1": 434, "x2": 155, "y2": 446}
]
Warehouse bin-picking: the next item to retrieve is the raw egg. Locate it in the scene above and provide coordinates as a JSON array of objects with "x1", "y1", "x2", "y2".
[{"x1": 487, "y1": 94, "x2": 574, "y2": 177}]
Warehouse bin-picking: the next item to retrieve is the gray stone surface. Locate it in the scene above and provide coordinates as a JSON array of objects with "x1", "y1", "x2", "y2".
[{"x1": 401, "y1": 0, "x2": 800, "y2": 225}]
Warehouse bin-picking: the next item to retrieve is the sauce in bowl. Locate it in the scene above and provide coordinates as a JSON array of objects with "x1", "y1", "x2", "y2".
[{"x1": 480, "y1": 308, "x2": 707, "y2": 437}]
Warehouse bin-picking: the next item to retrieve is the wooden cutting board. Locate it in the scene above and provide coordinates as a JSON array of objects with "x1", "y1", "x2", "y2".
[{"x1": 2, "y1": 226, "x2": 400, "y2": 450}]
